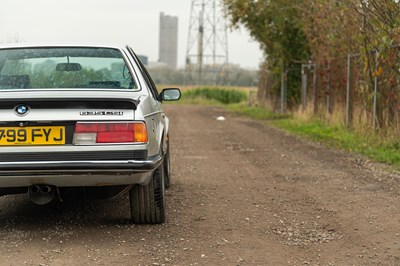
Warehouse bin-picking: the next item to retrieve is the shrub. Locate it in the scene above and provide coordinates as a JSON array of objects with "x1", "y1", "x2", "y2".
[{"x1": 183, "y1": 87, "x2": 247, "y2": 104}]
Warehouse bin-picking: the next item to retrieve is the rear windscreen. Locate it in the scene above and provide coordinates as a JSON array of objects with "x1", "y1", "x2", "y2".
[{"x1": 0, "y1": 47, "x2": 138, "y2": 90}]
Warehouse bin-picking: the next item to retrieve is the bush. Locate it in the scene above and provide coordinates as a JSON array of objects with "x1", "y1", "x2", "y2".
[{"x1": 183, "y1": 87, "x2": 247, "y2": 104}]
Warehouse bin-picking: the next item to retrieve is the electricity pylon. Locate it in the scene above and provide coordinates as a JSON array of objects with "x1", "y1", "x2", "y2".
[{"x1": 185, "y1": 0, "x2": 229, "y2": 85}]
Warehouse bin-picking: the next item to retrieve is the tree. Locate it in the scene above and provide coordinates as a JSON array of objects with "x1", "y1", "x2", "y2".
[
  {"x1": 225, "y1": 0, "x2": 400, "y2": 130},
  {"x1": 223, "y1": 0, "x2": 310, "y2": 107},
  {"x1": 302, "y1": 0, "x2": 400, "y2": 127}
]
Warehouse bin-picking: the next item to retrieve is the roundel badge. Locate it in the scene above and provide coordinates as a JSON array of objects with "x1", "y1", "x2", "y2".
[{"x1": 15, "y1": 104, "x2": 30, "y2": 116}]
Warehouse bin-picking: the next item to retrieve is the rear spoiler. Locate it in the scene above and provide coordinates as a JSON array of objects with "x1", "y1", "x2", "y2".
[{"x1": 0, "y1": 98, "x2": 140, "y2": 110}]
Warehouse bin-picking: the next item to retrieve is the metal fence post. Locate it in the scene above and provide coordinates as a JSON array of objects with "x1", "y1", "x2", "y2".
[
  {"x1": 280, "y1": 68, "x2": 285, "y2": 114},
  {"x1": 373, "y1": 52, "x2": 378, "y2": 131},
  {"x1": 280, "y1": 68, "x2": 288, "y2": 114},
  {"x1": 312, "y1": 64, "x2": 317, "y2": 114},
  {"x1": 346, "y1": 53, "x2": 351, "y2": 128},
  {"x1": 301, "y1": 65, "x2": 307, "y2": 111},
  {"x1": 327, "y1": 62, "x2": 331, "y2": 114}
]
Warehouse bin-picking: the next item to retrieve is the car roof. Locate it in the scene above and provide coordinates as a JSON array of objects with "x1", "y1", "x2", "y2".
[{"x1": 0, "y1": 43, "x2": 129, "y2": 50}]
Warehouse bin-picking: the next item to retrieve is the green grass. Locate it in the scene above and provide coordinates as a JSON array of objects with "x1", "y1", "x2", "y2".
[{"x1": 275, "y1": 119, "x2": 400, "y2": 168}]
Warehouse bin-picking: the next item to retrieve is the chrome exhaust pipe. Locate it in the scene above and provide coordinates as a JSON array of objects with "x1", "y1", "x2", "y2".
[
  {"x1": 40, "y1": 185, "x2": 52, "y2": 194},
  {"x1": 30, "y1": 184, "x2": 40, "y2": 194},
  {"x1": 28, "y1": 185, "x2": 56, "y2": 205}
]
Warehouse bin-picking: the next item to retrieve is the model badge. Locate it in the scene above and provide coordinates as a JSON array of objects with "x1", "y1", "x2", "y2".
[
  {"x1": 15, "y1": 104, "x2": 30, "y2": 116},
  {"x1": 80, "y1": 111, "x2": 124, "y2": 116}
]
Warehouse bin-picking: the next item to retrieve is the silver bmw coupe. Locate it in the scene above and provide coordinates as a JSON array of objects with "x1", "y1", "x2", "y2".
[{"x1": 0, "y1": 44, "x2": 181, "y2": 224}]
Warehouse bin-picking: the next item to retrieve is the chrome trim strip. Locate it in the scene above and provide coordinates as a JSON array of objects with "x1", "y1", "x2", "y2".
[
  {"x1": 0, "y1": 160, "x2": 157, "y2": 165},
  {"x1": 0, "y1": 154, "x2": 163, "y2": 172}
]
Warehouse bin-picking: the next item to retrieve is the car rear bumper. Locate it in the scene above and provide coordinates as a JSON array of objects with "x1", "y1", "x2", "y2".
[{"x1": 0, "y1": 154, "x2": 162, "y2": 187}]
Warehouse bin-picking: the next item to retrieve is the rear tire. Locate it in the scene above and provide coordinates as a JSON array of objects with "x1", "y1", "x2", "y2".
[{"x1": 129, "y1": 163, "x2": 166, "y2": 224}]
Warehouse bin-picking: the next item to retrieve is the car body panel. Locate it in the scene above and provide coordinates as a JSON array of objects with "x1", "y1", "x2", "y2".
[
  {"x1": 0, "y1": 44, "x2": 177, "y2": 191},
  {"x1": 0, "y1": 90, "x2": 138, "y2": 122}
]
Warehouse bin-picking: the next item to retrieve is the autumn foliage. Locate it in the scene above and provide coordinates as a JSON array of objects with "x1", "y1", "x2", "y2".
[{"x1": 224, "y1": 0, "x2": 400, "y2": 130}]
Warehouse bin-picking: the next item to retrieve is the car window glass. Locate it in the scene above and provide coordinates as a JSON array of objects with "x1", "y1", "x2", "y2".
[{"x1": 0, "y1": 48, "x2": 138, "y2": 90}]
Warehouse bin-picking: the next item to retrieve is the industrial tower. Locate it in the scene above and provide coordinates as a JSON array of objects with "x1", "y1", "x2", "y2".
[{"x1": 186, "y1": 0, "x2": 229, "y2": 85}]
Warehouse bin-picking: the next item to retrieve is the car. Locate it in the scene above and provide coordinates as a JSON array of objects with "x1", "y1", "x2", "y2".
[{"x1": 0, "y1": 43, "x2": 181, "y2": 224}]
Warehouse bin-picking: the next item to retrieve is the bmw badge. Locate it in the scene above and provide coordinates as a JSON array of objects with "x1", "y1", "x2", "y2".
[{"x1": 15, "y1": 104, "x2": 30, "y2": 116}]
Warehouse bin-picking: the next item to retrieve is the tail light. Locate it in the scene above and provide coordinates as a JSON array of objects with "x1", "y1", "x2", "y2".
[{"x1": 73, "y1": 122, "x2": 148, "y2": 145}]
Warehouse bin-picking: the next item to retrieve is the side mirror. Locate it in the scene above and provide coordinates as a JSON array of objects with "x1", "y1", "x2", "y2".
[{"x1": 160, "y1": 88, "x2": 181, "y2": 101}]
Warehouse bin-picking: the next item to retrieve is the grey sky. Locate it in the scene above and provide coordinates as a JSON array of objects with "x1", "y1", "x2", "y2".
[{"x1": 0, "y1": 0, "x2": 262, "y2": 69}]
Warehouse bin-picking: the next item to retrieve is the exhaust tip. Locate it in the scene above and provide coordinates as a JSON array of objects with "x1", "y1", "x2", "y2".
[
  {"x1": 40, "y1": 185, "x2": 52, "y2": 194},
  {"x1": 28, "y1": 185, "x2": 56, "y2": 205},
  {"x1": 30, "y1": 185, "x2": 40, "y2": 194}
]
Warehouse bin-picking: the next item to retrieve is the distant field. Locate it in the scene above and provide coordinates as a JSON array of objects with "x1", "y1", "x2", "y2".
[
  {"x1": 157, "y1": 85, "x2": 257, "y2": 93},
  {"x1": 160, "y1": 85, "x2": 258, "y2": 106}
]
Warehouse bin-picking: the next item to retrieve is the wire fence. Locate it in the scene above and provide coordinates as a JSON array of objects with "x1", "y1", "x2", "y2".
[{"x1": 277, "y1": 48, "x2": 400, "y2": 132}]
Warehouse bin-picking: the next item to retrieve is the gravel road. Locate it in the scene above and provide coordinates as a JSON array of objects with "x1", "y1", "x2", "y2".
[{"x1": 0, "y1": 104, "x2": 400, "y2": 266}]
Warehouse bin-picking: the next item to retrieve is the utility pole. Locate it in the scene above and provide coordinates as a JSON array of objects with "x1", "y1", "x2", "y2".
[{"x1": 186, "y1": 0, "x2": 229, "y2": 85}]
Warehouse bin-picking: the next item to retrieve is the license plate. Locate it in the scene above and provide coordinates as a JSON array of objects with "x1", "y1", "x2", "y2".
[{"x1": 0, "y1": 126, "x2": 65, "y2": 145}]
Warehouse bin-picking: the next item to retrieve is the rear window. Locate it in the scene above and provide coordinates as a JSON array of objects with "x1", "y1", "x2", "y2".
[{"x1": 0, "y1": 47, "x2": 138, "y2": 90}]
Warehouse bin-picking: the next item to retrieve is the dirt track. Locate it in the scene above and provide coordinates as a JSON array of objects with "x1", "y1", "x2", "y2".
[{"x1": 1, "y1": 104, "x2": 400, "y2": 265}]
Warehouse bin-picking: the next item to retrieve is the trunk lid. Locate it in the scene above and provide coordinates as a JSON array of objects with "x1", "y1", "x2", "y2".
[
  {"x1": 0, "y1": 90, "x2": 140, "y2": 146},
  {"x1": 0, "y1": 90, "x2": 138, "y2": 122}
]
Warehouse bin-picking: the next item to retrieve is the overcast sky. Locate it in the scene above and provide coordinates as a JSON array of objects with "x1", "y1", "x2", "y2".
[{"x1": 0, "y1": 0, "x2": 262, "y2": 69}]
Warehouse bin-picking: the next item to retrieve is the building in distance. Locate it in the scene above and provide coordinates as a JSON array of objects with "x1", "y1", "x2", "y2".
[{"x1": 159, "y1": 12, "x2": 178, "y2": 69}]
